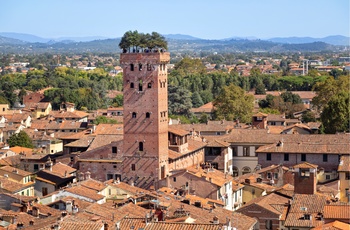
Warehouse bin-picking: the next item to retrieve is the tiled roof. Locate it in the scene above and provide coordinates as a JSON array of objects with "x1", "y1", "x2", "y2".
[
  {"x1": 256, "y1": 142, "x2": 350, "y2": 154},
  {"x1": 267, "y1": 114, "x2": 286, "y2": 122},
  {"x1": 239, "y1": 193, "x2": 289, "y2": 215},
  {"x1": 180, "y1": 165, "x2": 233, "y2": 187},
  {"x1": 50, "y1": 221, "x2": 104, "y2": 230},
  {"x1": 323, "y1": 204, "x2": 350, "y2": 220},
  {"x1": 64, "y1": 185, "x2": 105, "y2": 201},
  {"x1": 87, "y1": 135, "x2": 123, "y2": 151},
  {"x1": 173, "y1": 123, "x2": 232, "y2": 132},
  {"x1": 338, "y1": 155, "x2": 350, "y2": 172},
  {"x1": 0, "y1": 176, "x2": 34, "y2": 193},
  {"x1": 51, "y1": 162, "x2": 76, "y2": 177},
  {"x1": 294, "y1": 162, "x2": 318, "y2": 169},
  {"x1": 168, "y1": 127, "x2": 190, "y2": 136},
  {"x1": 311, "y1": 220, "x2": 350, "y2": 230},
  {"x1": 206, "y1": 139, "x2": 230, "y2": 148},
  {"x1": 0, "y1": 165, "x2": 33, "y2": 177},
  {"x1": 93, "y1": 124, "x2": 123, "y2": 135},
  {"x1": 64, "y1": 136, "x2": 95, "y2": 147},
  {"x1": 9, "y1": 146, "x2": 34, "y2": 155},
  {"x1": 284, "y1": 194, "x2": 327, "y2": 228},
  {"x1": 80, "y1": 178, "x2": 107, "y2": 192},
  {"x1": 191, "y1": 102, "x2": 214, "y2": 113},
  {"x1": 50, "y1": 110, "x2": 88, "y2": 119},
  {"x1": 145, "y1": 222, "x2": 229, "y2": 230}
]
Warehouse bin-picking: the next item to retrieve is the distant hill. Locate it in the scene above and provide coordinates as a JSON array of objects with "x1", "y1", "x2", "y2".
[
  {"x1": 164, "y1": 34, "x2": 202, "y2": 40},
  {"x1": 0, "y1": 35, "x2": 26, "y2": 44},
  {"x1": 0, "y1": 32, "x2": 49, "y2": 43},
  {"x1": 267, "y1": 35, "x2": 349, "y2": 46}
]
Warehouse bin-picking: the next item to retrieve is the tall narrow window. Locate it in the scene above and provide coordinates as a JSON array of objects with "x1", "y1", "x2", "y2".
[
  {"x1": 148, "y1": 82, "x2": 152, "y2": 88},
  {"x1": 284, "y1": 153, "x2": 289, "y2": 161},
  {"x1": 266, "y1": 153, "x2": 271, "y2": 161},
  {"x1": 146, "y1": 112, "x2": 150, "y2": 118},
  {"x1": 323, "y1": 154, "x2": 328, "y2": 162},
  {"x1": 139, "y1": 80, "x2": 143, "y2": 91},
  {"x1": 139, "y1": 142, "x2": 143, "y2": 151},
  {"x1": 132, "y1": 112, "x2": 137, "y2": 118},
  {"x1": 112, "y1": 147, "x2": 117, "y2": 154},
  {"x1": 130, "y1": 64, "x2": 134, "y2": 71},
  {"x1": 301, "y1": 154, "x2": 306, "y2": 161},
  {"x1": 131, "y1": 164, "x2": 136, "y2": 171},
  {"x1": 139, "y1": 63, "x2": 142, "y2": 71},
  {"x1": 130, "y1": 82, "x2": 134, "y2": 88},
  {"x1": 147, "y1": 64, "x2": 152, "y2": 71}
]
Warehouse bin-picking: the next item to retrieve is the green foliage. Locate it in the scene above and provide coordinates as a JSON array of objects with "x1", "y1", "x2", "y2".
[
  {"x1": 213, "y1": 84, "x2": 254, "y2": 123},
  {"x1": 259, "y1": 108, "x2": 280, "y2": 114},
  {"x1": 112, "y1": 94, "x2": 123, "y2": 107},
  {"x1": 168, "y1": 85, "x2": 192, "y2": 116},
  {"x1": 173, "y1": 57, "x2": 206, "y2": 76},
  {"x1": 199, "y1": 113, "x2": 209, "y2": 123},
  {"x1": 93, "y1": 116, "x2": 119, "y2": 125},
  {"x1": 8, "y1": 131, "x2": 34, "y2": 148},
  {"x1": 119, "y1": 30, "x2": 168, "y2": 52},
  {"x1": 301, "y1": 110, "x2": 316, "y2": 123},
  {"x1": 191, "y1": 92, "x2": 204, "y2": 108}
]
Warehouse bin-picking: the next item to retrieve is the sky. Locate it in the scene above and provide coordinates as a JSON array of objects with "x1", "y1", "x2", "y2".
[{"x1": 1, "y1": 0, "x2": 349, "y2": 40}]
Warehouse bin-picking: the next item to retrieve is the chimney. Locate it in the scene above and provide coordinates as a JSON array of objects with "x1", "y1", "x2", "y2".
[
  {"x1": 29, "y1": 220, "x2": 34, "y2": 226},
  {"x1": 104, "y1": 222, "x2": 109, "y2": 230},
  {"x1": 85, "y1": 171, "x2": 91, "y2": 180},
  {"x1": 45, "y1": 157, "x2": 53, "y2": 171},
  {"x1": 213, "y1": 216, "x2": 219, "y2": 224}
]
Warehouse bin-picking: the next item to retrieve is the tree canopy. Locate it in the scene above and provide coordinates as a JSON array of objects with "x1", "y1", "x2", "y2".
[
  {"x1": 8, "y1": 131, "x2": 34, "y2": 148},
  {"x1": 213, "y1": 84, "x2": 254, "y2": 123},
  {"x1": 118, "y1": 30, "x2": 168, "y2": 52}
]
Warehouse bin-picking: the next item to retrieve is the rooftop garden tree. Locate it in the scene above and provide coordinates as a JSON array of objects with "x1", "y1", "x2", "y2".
[{"x1": 119, "y1": 30, "x2": 168, "y2": 52}]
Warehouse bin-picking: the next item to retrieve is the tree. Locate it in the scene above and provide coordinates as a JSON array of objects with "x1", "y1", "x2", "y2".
[
  {"x1": 191, "y1": 92, "x2": 204, "y2": 108},
  {"x1": 112, "y1": 94, "x2": 123, "y2": 107},
  {"x1": 213, "y1": 84, "x2": 254, "y2": 123},
  {"x1": 255, "y1": 83, "x2": 266, "y2": 95},
  {"x1": 8, "y1": 131, "x2": 34, "y2": 148},
  {"x1": 301, "y1": 110, "x2": 316, "y2": 123},
  {"x1": 174, "y1": 57, "x2": 206, "y2": 76},
  {"x1": 168, "y1": 85, "x2": 192, "y2": 116},
  {"x1": 321, "y1": 91, "x2": 350, "y2": 133}
]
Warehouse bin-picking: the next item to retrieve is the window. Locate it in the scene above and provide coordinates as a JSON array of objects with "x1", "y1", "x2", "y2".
[
  {"x1": 323, "y1": 154, "x2": 328, "y2": 162},
  {"x1": 139, "y1": 80, "x2": 143, "y2": 91},
  {"x1": 148, "y1": 82, "x2": 152, "y2": 88},
  {"x1": 34, "y1": 164, "x2": 39, "y2": 170},
  {"x1": 232, "y1": 147, "x2": 238, "y2": 157},
  {"x1": 42, "y1": 187, "x2": 48, "y2": 196},
  {"x1": 173, "y1": 177, "x2": 176, "y2": 182},
  {"x1": 130, "y1": 82, "x2": 134, "y2": 88},
  {"x1": 132, "y1": 112, "x2": 137, "y2": 118},
  {"x1": 346, "y1": 172, "x2": 350, "y2": 180},
  {"x1": 300, "y1": 169, "x2": 310, "y2": 177},
  {"x1": 266, "y1": 153, "x2": 271, "y2": 161},
  {"x1": 112, "y1": 147, "x2": 117, "y2": 154},
  {"x1": 326, "y1": 175, "x2": 330, "y2": 180},
  {"x1": 274, "y1": 173, "x2": 278, "y2": 179},
  {"x1": 301, "y1": 154, "x2": 306, "y2": 161},
  {"x1": 139, "y1": 63, "x2": 142, "y2": 71},
  {"x1": 242, "y1": 167, "x2": 251, "y2": 175},
  {"x1": 139, "y1": 142, "x2": 144, "y2": 151},
  {"x1": 146, "y1": 112, "x2": 150, "y2": 118},
  {"x1": 284, "y1": 153, "x2": 289, "y2": 161},
  {"x1": 243, "y1": 147, "x2": 249, "y2": 156},
  {"x1": 130, "y1": 64, "x2": 134, "y2": 71},
  {"x1": 147, "y1": 64, "x2": 152, "y2": 71},
  {"x1": 131, "y1": 164, "x2": 136, "y2": 171},
  {"x1": 232, "y1": 167, "x2": 239, "y2": 177},
  {"x1": 265, "y1": 220, "x2": 272, "y2": 230},
  {"x1": 211, "y1": 162, "x2": 218, "y2": 169},
  {"x1": 267, "y1": 172, "x2": 272, "y2": 179},
  {"x1": 41, "y1": 109, "x2": 45, "y2": 112}
]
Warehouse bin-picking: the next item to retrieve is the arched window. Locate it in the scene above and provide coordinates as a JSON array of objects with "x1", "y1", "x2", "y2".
[
  {"x1": 139, "y1": 63, "x2": 142, "y2": 71},
  {"x1": 147, "y1": 64, "x2": 152, "y2": 71},
  {"x1": 132, "y1": 112, "x2": 137, "y2": 118},
  {"x1": 139, "y1": 80, "x2": 143, "y2": 91},
  {"x1": 146, "y1": 112, "x2": 150, "y2": 118},
  {"x1": 139, "y1": 142, "x2": 143, "y2": 151},
  {"x1": 147, "y1": 82, "x2": 152, "y2": 88},
  {"x1": 232, "y1": 167, "x2": 239, "y2": 177},
  {"x1": 130, "y1": 64, "x2": 134, "y2": 71},
  {"x1": 130, "y1": 82, "x2": 134, "y2": 88},
  {"x1": 242, "y1": 167, "x2": 251, "y2": 175}
]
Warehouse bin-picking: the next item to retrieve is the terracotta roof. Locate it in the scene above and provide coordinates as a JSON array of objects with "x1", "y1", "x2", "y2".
[
  {"x1": 93, "y1": 123, "x2": 123, "y2": 135},
  {"x1": 294, "y1": 162, "x2": 318, "y2": 169},
  {"x1": 323, "y1": 204, "x2": 350, "y2": 220},
  {"x1": 338, "y1": 155, "x2": 350, "y2": 172},
  {"x1": 206, "y1": 139, "x2": 230, "y2": 148},
  {"x1": 0, "y1": 165, "x2": 33, "y2": 177},
  {"x1": 80, "y1": 178, "x2": 107, "y2": 192},
  {"x1": 284, "y1": 194, "x2": 327, "y2": 228},
  {"x1": 50, "y1": 221, "x2": 104, "y2": 230},
  {"x1": 311, "y1": 220, "x2": 350, "y2": 230},
  {"x1": 64, "y1": 185, "x2": 105, "y2": 201},
  {"x1": 256, "y1": 142, "x2": 350, "y2": 154},
  {"x1": 87, "y1": 135, "x2": 123, "y2": 151},
  {"x1": 9, "y1": 146, "x2": 34, "y2": 155},
  {"x1": 267, "y1": 114, "x2": 286, "y2": 122},
  {"x1": 51, "y1": 162, "x2": 76, "y2": 177},
  {"x1": 180, "y1": 165, "x2": 233, "y2": 187},
  {"x1": 191, "y1": 102, "x2": 214, "y2": 113},
  {"x1": 239, "y1": 193, "x2": 289, "y2": 215},
  {"x1": 253, "y1": 112, "x2": 268, "y2": 117},
  {"x1": 0, "y1": 176, "x2": 34, "y2": 193},
  {"x1": 145, "y1": 222, "x2": 230, "y2": 229},
  {"x1": 168, "y1": 127, "x2": 190, "y2": 136},
  {"x1": 64, "y1": 136, "x2": 95, "y2": 148}
]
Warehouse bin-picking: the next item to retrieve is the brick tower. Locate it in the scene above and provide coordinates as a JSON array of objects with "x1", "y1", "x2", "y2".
[{"x1": 120, "y1": 51, "x2": 170, "y2": 186}]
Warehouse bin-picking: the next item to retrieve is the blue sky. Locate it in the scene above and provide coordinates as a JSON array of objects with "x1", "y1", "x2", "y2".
[{"x1": 1, "y1": 0, "x2": 349, "y2": 39}]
